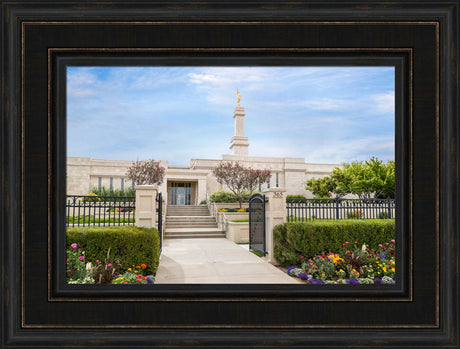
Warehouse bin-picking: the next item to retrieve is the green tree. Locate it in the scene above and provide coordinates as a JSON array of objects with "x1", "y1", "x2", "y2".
[
  {"x1": 305, "y1": 157, "x2": 395, "y2": 199},
  {"x1": 305, "y1": 176, "x2": 336, "y2": 198}
]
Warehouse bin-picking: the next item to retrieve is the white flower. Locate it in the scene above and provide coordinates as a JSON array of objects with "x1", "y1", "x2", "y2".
[{"x1": 382, "y1": 276, "x2": 395, "y2": 284}]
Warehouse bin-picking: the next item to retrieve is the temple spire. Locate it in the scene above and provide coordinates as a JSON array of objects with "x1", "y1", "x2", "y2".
[{"x1": 229, "y1": 91, "x2": 249, "y2": 156}]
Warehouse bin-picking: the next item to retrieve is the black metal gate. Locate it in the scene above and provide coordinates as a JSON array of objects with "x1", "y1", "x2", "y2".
[
  {"x1": 156, "y1": 192, "x2": 163, "y2": 253},
  {"x1": 248, "y1": 193, "x2": 266, "y2": 256}
]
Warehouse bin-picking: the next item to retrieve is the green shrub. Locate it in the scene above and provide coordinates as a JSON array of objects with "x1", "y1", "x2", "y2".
[
  {"x1": 81, "y1": 193, "x2": 102, "y2": 202},
  {"x1": 286, "y1": 195, "x2": 307, "y2": 201},
  {"x1": 66, "y1": 226, "x2": 160, "y2": 275},
  {"x1": 91, "y1": 186, "x2": 135, "y2": 201},
  {"x1": 209, "y1": 189, "x2": 261, "y2": 203},
  {"x1": 209, "y1": 189, "x2": 238, "y2": 203},
  {"x1": 199, "y1": 200, "x2": 207, "y2": 205},
  {"x1": 274, "y1": 219, "x2": 395, "y2": 267}
]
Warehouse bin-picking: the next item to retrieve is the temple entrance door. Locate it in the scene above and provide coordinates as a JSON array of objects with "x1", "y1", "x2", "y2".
[
  {"x1": 177, "y1": 187, "x2": 186, "y2": 205},
  {"x1": 170, "y1": 182, "x2": 192, "y2": 205}
]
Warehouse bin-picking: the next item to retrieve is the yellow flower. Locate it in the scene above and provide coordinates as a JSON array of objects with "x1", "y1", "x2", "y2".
[
  {"x1": 134, "y1": 270, "x2": 138, "y2": 273},
  {"x1": 128, "y1": 268, "x2": 132, "y2": 271},
  {"x1": 382, "y1": 267, "x2": 387, "y2": 272}
]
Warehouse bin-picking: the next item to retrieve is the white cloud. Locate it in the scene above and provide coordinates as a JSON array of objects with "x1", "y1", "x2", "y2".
[
  {"x1": 371, "y1": 92, "x2": 395, "y2": 114},
  {"x1": 301, "y1": 98, "x2": 357, "y2": 111}
]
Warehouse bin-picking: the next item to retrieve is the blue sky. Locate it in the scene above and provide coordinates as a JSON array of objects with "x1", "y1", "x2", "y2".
[{"x1": 67, "y1": 66, "x2": 395, "y2": 166}]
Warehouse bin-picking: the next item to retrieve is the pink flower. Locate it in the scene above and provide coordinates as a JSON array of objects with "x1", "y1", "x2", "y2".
[
  {"x1": 391, "y1": 239, "x2": 395, "y2": 243},
  {"x1": 71, "y1": 243, "x2": 77, "y2": 249},
  {"x1": 300, "y1": 256, "x2": 304, "y2": 259},
  {"x1": 78, "y1": 256, "x2": 84, "y2": 261},
  {"x1": 345, "y1": 241, "x2": 349, "y2": 244},
  {"x1": 66, "y1": 259, "x2": 70, "y2": 262},
  {"x1": 385, "y1": 242, "x2": 389, "y2": 246},
  {"x1": 137, "y1": 279, "x2": 142, "y2": 282},
  {"x1": 107, "y1": 263, "x2": 112, "y2": 267},
  {"x1": 378, "y1": 244, "x2": 383, "y2": 247},
  {"x1": 144, "y1": 277, "x2": 147, "y2": 280},
  {"x1": 95, "y1": 260, "x2": 100, "y2": 263}
]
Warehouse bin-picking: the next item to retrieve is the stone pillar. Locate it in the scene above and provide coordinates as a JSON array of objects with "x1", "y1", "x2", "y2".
[
  {"x1": 198, "y1": 178, "x2": 207, "y2": 204},
  {"x1": 135, "y1": 185, "x2": 158, "y2": 228},
  {"x1": 229, "y1": 106, "x2": 249, "y2": 156},
  {"x1": 262, "y1": 188, "x2": 286, "y2": 265}
]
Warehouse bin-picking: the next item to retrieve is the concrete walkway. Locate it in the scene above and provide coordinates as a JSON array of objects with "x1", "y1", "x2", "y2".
[{"x1": 155, "y1": 238, "x2": 302, "y2": 284}]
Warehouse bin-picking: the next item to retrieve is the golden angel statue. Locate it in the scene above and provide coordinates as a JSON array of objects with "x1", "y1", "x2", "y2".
[{"x1": 237, "y1": 88, "x2": 241, "y2": 106}]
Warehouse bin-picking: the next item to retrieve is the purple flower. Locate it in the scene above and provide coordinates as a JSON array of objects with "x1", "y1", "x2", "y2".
[
  {"x1": 286, "y1": 266, "x2": 296, "y2": 275},
  {"x1": 298, "y1": 273, "x2": 309, "y2": 280},
  {"x1": 379, "y1": 252, "x2": 386, "y2": 259},
  {"x1": 373, "y1": 277, "x2": 384, "y2": 284},
  {"x1": 346, "y1": 278, "x2": 361, "y2": 285},
  {"x1": 71, "y1": 243, "x2": 77, "y2": 249},
  {"x1": 147, "y1": 278, "x2": 153, "y2": 285},
  {"x1": 307, "y1": 278, "x2": 325, "y2": 285},
  {"x1": 78, "y1": 256, "x2": 84, "y2": 261}
]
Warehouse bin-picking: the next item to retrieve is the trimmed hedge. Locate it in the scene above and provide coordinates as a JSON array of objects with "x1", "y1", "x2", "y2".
[
  {"x1": 66, "y1": 226, "x2": 160, "y2": 275},
  {"x1": 274, "y1": 219, "x2": 395, "y2": 267},
  {"x1": 209, "y1": 189, "x2": 260, "y2": 203}
]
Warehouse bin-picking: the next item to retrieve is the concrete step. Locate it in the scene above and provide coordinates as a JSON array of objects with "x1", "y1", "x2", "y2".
[
  {"x1": 166, "y1": 219, "x2": 217, "y2": 224},
  {"x1": 166, "y1": 217, "x2": 217, "y2": 223},
  {"x1": 166, "y1": 205, "x2": 211, "y2": 216},
  {"x1": 165, "y1": 234, "x2": 226, "y2": 239},
  {"x1": 166, "y1": 225, "x2": 218, "y2": 230},
  {"x1": 166, "y1": 222, "x2": 218, "y2": 226},
  {"x1": 166, "y1": 215, "x2": 216, "y2": 219},
  {"x1": 167, "y1": 212, "x2": 210, "y2": 216},
  {"x1": 164, "y1": 228, "x2": 225, "y2": 239}
]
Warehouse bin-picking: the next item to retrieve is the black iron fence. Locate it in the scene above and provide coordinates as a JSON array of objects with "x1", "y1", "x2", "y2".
[
  {"x1": 156, "y1": 192, "x2": 163, "y2": 252},
  {"x1": 66, "y1": 195, "x2": 136, "y2": 227},
  {"x1": 286, "y1": 198, "x2": 395, "y2": 222}
]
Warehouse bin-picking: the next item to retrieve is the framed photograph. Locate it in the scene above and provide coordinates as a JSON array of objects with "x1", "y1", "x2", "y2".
[{"x1": 1, "y1": 1, "x2": 458, "y2": 348}]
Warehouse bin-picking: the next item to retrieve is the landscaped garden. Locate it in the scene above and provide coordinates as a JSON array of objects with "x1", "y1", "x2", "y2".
[
  {"x1": 285, "y1": 239, "x2": 395, "y2": 284},
  {"x1": 66, "y1": 226, "x2": 160, "y2": 284},
  {"x1": 274, "y1": 219, "x2": 395, "y2": 285}
]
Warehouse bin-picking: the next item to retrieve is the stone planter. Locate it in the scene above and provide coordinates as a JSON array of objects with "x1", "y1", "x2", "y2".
[
  {"x1": 216, "y1": 212, "x2": 249, "y2": 230},
  {"x1": 226, "y1": 221, "x2": 249, "y2": 243}
]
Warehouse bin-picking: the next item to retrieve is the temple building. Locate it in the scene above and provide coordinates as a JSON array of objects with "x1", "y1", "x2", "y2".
[{"x1": 67, "y1": 100, "x2": 338, "y2": 204}]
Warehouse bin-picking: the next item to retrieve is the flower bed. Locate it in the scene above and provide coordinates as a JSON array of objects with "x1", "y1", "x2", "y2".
[
  {"x1": 286, "y1": 239, "x2": 395, "y2": 285},
  {"x1": 218, "y1": 207, "x2": 248, "y2": 212},
  {"x1": 66, "y1": 243, "x2": 154, "y2": 284}
]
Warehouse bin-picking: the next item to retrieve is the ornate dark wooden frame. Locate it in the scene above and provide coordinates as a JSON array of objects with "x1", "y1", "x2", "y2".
[{"x1": 1, "y1": 1, "x2": 458, "y2": 348}]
